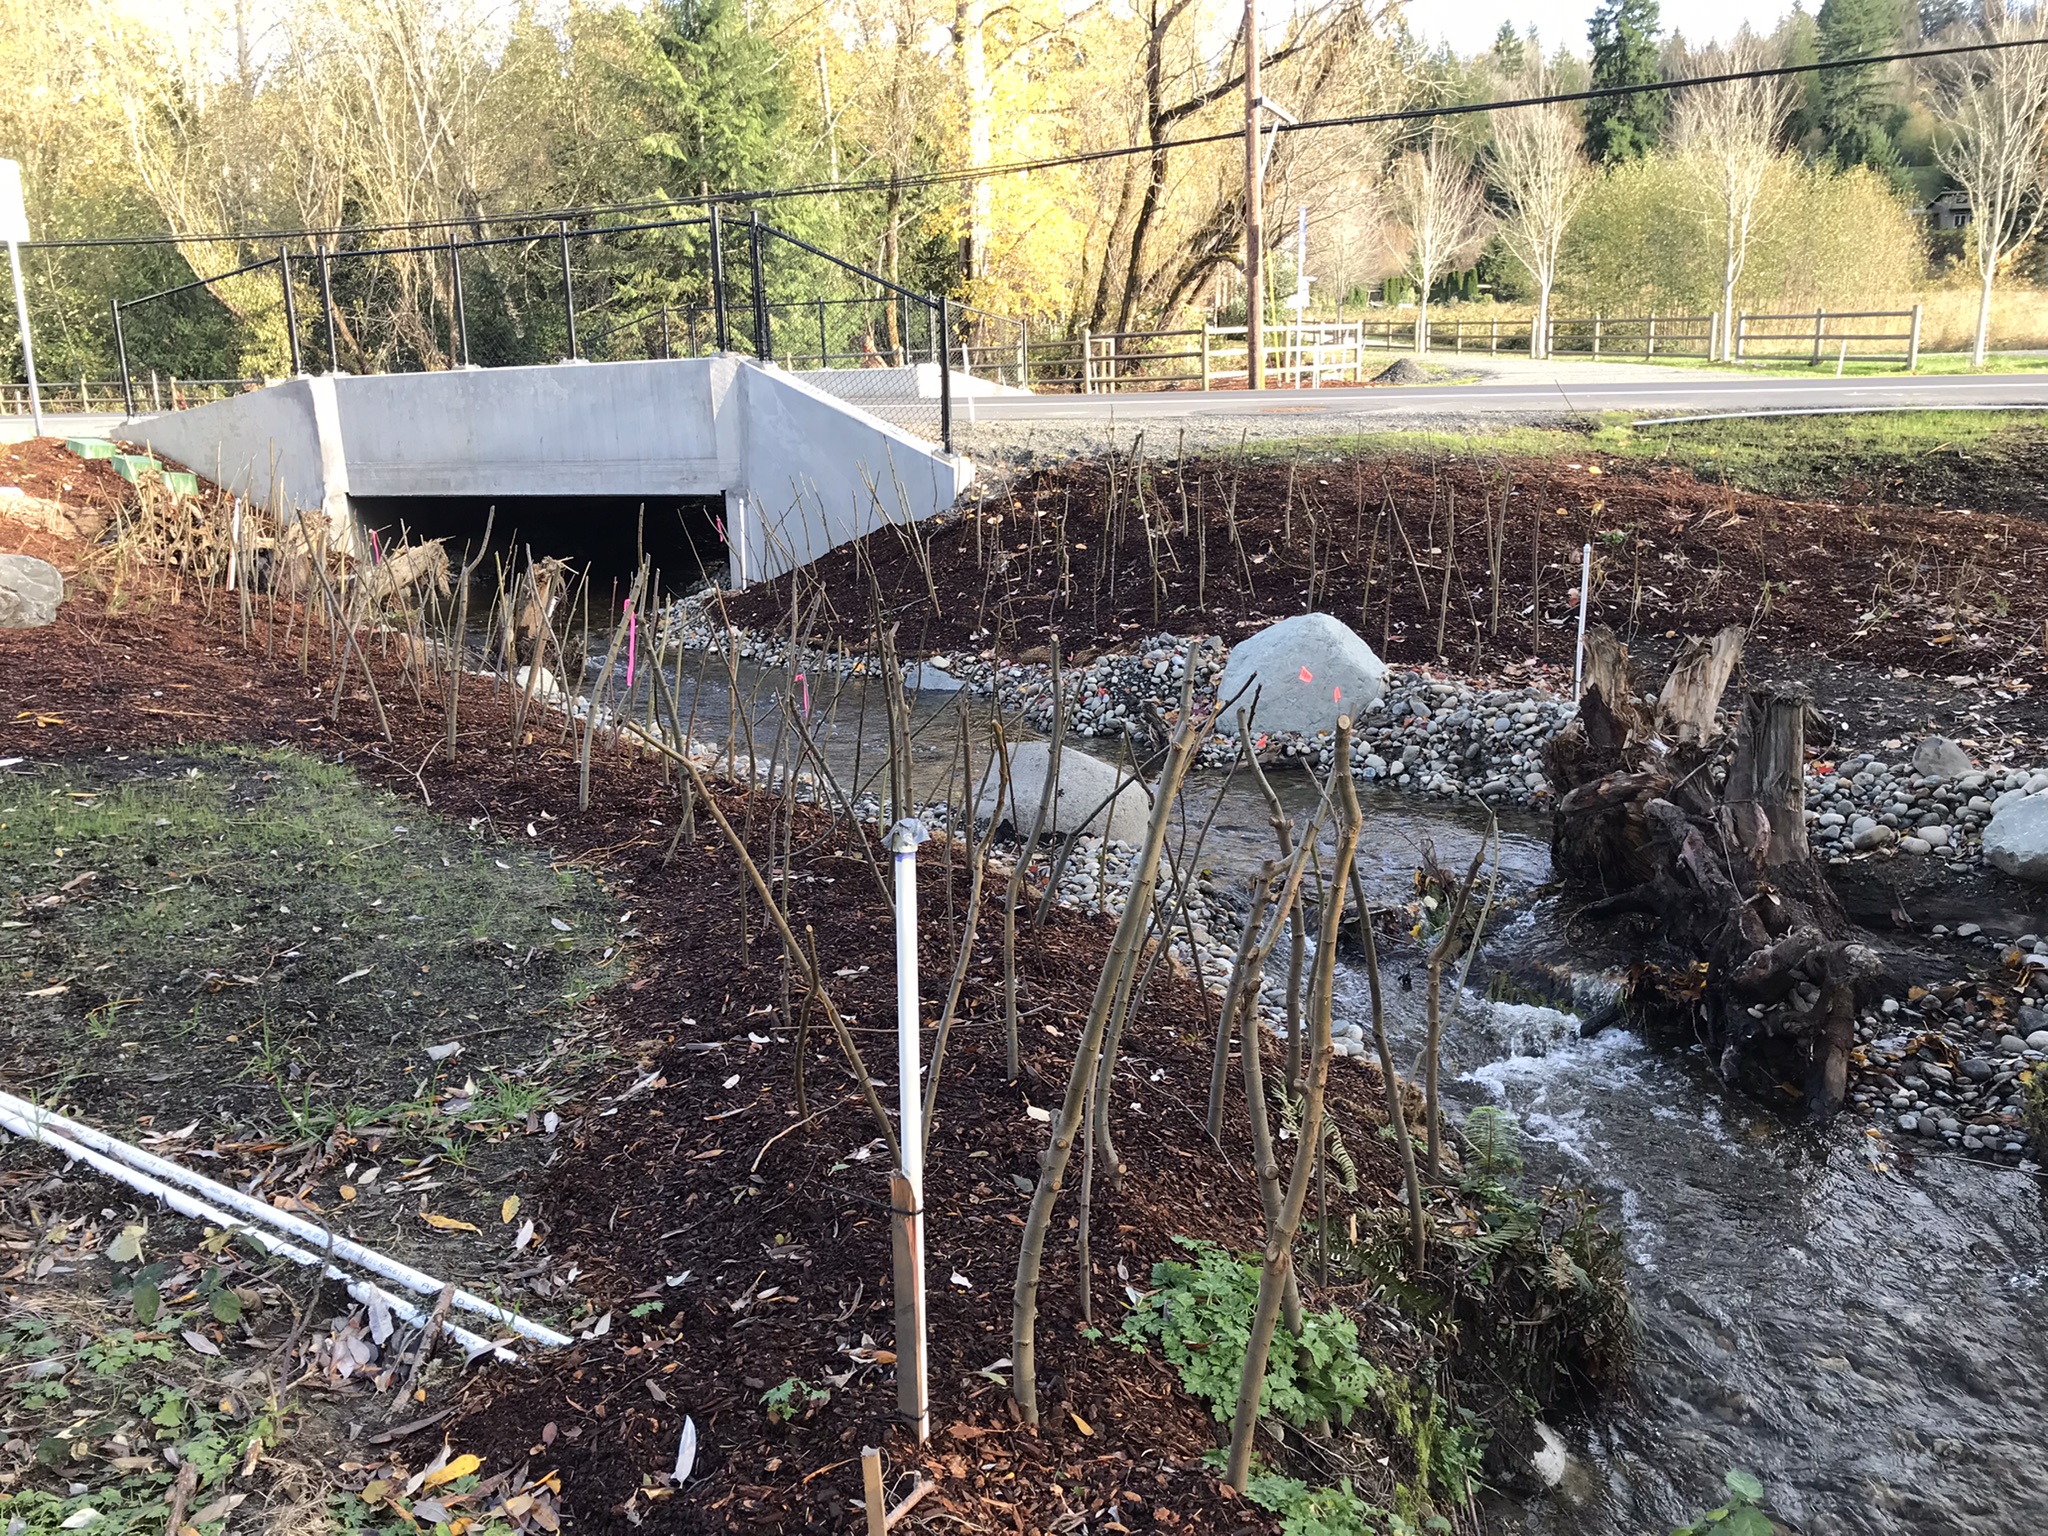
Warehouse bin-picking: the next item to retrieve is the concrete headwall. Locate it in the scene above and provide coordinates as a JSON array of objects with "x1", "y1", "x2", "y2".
[{"x1": 127, "y1": 356, "x2": 972, "y2": 584}]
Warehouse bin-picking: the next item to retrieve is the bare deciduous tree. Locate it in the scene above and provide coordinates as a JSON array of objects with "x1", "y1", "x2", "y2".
[
  {"x1": 1673, "y1": 39, "x2": 1793, "y2": 361},
  {"x1": 1390, "y1": 129, "x2": 1489, "y2": 354},
  {"x1": 1934, "y1": 17, "x2": 2048, "y2": 366},
  {"x1": 1489, "y1": 98, "x2": 1592, "y2": 361}
]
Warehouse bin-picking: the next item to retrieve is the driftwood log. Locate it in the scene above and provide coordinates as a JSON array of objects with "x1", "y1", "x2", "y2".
[{"x1": 1544, "y1": 626, "x2": 1889, "y2": 1116}]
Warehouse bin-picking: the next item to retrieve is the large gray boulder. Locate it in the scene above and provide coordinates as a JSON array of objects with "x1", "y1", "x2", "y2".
[
  {"x1": 0, "y1": 554, "x2": 63, "y2": 628},
  {"x1": 1911, "y1": 736, "x2": 1973, "y2": 780},
  {"x1": 1218, "y1": 613, "x2": 1387, "y2": 738},
  {"x1": 1983, "y1": 794, "x2": 2048, "y2": 883},
  {"x1": 974, "y1": 741, "x2": 1151, "y2": 843}
]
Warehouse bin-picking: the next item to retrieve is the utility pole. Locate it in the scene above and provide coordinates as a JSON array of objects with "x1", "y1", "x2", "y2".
[
  {"x1": 1243, "y1": 0, "x2": 1263, "y2": 389},
  {"x1": 1, "y1": 160, "x2": 41, "y2": 437}
]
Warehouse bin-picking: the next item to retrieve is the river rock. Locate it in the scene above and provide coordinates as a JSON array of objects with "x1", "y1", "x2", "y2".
[
  {"x1": 1983, "y1": 796, "x2": 2048, "y2": 882},
  {"x1": 1912, "y1": 736, "x2": 1973, "y2": 780},
  {"x1": 1217, "y1": 613, "x2": 1387, "y2": 738},
  {"x1": 0, "y1": 553, "x2": 64, "y2": 628},
  {"x1": 975, "y1": 740, "x2": 1151, "y2": 843}
]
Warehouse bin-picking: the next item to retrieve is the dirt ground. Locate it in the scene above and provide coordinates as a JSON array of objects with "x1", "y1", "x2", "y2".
[
  {"x1": 0, "y1": 473, "x2": 1458, "y2": 1534},
  {"x1": 726, "y1": 448, "x2": 2048, "y2": 750}
]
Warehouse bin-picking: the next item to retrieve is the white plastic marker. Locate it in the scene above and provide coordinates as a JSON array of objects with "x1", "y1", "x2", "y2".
[
  {"x1": 1, "y1": 159, "x2": 42, "y2": 438},
  {"x1": 887, "y1": 817, "x2": 931, "y2": 1442},
  {"x1": 1573, "y1": 541, "x2": 1594, "y2": 699}
]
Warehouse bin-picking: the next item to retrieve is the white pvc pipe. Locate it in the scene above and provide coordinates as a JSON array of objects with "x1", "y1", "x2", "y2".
[
  {"x1": 0, "y1": 1090, "x2": 570, "y2": 1348},
  {"x1": 1573, "y1": 541, "x2": 1593, "y2": 699},
  {"x1": 886, "y1": 816, "x2": 930, "y2": 1443},
  {"x1": 0, "y1": 1100, "x2": 516, "y2": 1363}
]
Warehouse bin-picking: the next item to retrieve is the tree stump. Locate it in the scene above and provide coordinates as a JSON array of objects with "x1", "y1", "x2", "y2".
[{"x1": 1544, "y1": 627, "x2": 1889, "y2": 1116}]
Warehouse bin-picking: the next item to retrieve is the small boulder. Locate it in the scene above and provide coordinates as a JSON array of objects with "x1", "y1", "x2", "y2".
[
  {"x1": 0, "y1": 553, "x2": 64, "y2": 628},
  {"x1": 1218, "y1": 614, "x2": 1388, "y2": 739},
  {"x1": 1983, "y1": 796, "x2": 2048, "y2": 883},
  {"x1": 975, "y1": 741, "x2": 1151, "y2": 843},
  {"x1": 1911, "y1": 736, "x2": 1973, "y2": 780}
]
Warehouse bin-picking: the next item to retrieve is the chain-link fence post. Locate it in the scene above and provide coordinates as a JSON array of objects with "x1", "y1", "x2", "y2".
[
  {"x1": 450, "y1": 234, "x2": 469, "y2": 367},
  {"x1": 558, "y1": 221, "x2": 578, "y2": 359},
  {"x1": 710, "y1": 206, "x2": 729, "y2": 352},
  {"x1": 279, "y1": 248, "x2": 303, "y2": 375},
  {"x1": 318, "y1": 244, "x2": 340, "y2": 373},
  {"x1": 936, "y1": 295, "x2": 952, "y2": 454},
  {"x1": 112, "y1": 300, "x2": 134, "y2": 416},
  {"x1": 748, "y1": 209, "x2": 770, "y2": 361}
]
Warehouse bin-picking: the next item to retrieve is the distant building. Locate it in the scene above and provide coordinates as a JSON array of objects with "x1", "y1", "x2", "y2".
[{"x1": 1915, "y1": 189, "x2": 1972, "y2": 231}]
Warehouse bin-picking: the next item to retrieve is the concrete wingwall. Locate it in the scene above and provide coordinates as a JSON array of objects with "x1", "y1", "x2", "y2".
[{"x1": 126, "y1": 356, "x2": 973, "y2": 584}]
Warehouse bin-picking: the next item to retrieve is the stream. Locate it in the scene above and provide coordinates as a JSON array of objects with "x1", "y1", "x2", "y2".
[{"x1": 601, "y1": 649, "x2": 2048, "y2": 1536}]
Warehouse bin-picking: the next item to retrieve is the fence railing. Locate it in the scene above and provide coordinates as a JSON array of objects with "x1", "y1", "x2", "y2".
[
  {"x1": 93, "y1": 208, "x2": 1022, "y2": 452},
  {"x1": 1734, "y1": 306, "x2": 1921, "y2": 366}
]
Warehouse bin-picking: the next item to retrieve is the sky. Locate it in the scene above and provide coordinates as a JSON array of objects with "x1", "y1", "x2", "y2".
[{"x1": 1418, "y1": 1, "x2": 1801, "y2": 58}]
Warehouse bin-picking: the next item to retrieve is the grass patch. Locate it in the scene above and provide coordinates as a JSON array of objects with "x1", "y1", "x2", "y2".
[
  {"x1": 0, "y1": 747, "x2": 622, "y2": 1271},
  {"x1": 1224, "y1": 408, "x2": 2048, "y2": 509}
]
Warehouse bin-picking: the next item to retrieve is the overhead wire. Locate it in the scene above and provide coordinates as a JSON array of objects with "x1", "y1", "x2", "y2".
[{"x1": 22, "y1": 32, "x2": 2046, "y2": 253}]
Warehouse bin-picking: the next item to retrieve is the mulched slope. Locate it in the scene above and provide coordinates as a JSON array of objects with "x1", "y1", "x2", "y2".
[
  {"x1": 0, "y1": 500, "x2": 1420, "y2": 1533},
  {"x1": 725, "y1": 452, "x2": 2048, "y2": 687}
]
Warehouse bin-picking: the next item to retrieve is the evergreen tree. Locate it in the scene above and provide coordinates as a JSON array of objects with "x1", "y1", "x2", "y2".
[
  {"x1": 1918, "y1": 0, "x2": 1970, "y2": 40},
  {"x1": 642, "y1": 0, "x2": 809, "y2": 199},
  {"x1": 1814, "y1": 0, "x2": 1905, "y2": 171},
  {"x1": 1490, "y1": 22, "x2": 1527, "y2": 77},
  {"x1": 1585, "y1": 0, "x2": 1665, "y2": 163}
]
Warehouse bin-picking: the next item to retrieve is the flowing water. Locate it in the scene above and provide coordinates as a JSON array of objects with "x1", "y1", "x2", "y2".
[{"x1": 602, "y1": 651, "x2": 2047, "y2": 1536}]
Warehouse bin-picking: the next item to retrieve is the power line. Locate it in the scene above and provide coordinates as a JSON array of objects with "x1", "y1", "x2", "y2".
[{"x1": 25, "y1": 32, "x2": 2041, "y2": 253}]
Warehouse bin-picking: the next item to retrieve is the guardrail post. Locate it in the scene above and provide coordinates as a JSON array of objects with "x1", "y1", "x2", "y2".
[
  {"x1": 318, "y1": 243, "x2": 340, "y2": 373},
  {"x1": 558, "y1": 221, "x2": 579, "y2": 358},
  {"x1": 1735, "y1": 312, "x2": 1745, "y2": 362},
  {"x1": 937, "y1": 294, "x2": 953, "y2": 454},
  {"x1": 1908, "y1": 303, "x2": 1922, "y2": 372},
  {"x1": 111, "y1": 301, "x2": 134, "y2": 416},
  {"x1": 1490, "y1": 316, "x2": 1498, "y2": 355},
  {"x1": 150, "y1": 370, "x2": 161, "y2": 412},
  {"x1": 709, "y1": 207, "x2": 729, "y2": 352},
  {"x1": 1081, "y1": 327, "x2": 1093, "y2": 393},
  {"x1": 1812, "y1": 308, "x2": 1824, "y2": 367},
  {"x1": 278, "y1": 248, "x2": 303, "y2": 375},
  {"x1": 1591, "y1": 313, "x2": 1601, "y2": 361},
  {"x1": 1645, "y1": 313, "x2": 1655, "y2": 359},
  {"x1": 1201, "y1": 320, "x2": 1211, "y2": 390},
  {"x1": 1016, "y1": 318, "x2": 1028, "y2": 388}
]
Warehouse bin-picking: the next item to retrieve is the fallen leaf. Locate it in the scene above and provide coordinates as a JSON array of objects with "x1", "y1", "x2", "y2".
[
  {"x1": 514, "y1": 1218, "x2": 536, "y2": 1250},
  {"x1": 550, "y1": 918, "x2": 572, "y2": 932},
  {"x1": 181, "y1": 1330, "x2": 220, "y2": 1357},
  {"x1": 501, "y1": 1195, "x2": 520, "y2": 1224},
  {"x1": 59, "y1": 1509, "x2": 101, "y2": 1528},
  {"x1": 425, "y1": 1042, "x2": 463, "y2": 1061},
  {"x1": 423, "y1": 1453, "x2": 483, "y2": 1490},
  {"x1": 338, "y1": 967, "x2": 374, "y2": 985},
  {"x1": 108, "y1": 1224, "x2": 146, "y2": 1264},
  {"x1": 421, "y1": 1212, "x2": 481, "y2": 1234},
  {"x1": 672, "y1": 1417, "x2": 698, "y2": 1484},
  {"x1": 1070, "y1": 1411, "x2": 1094, "y2": 1436}
]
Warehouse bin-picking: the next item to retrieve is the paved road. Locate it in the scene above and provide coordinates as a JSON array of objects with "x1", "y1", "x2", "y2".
[
  {"x1": 965, "y1": 369, "x2": 2048, "y2": 424},
  {"x1": 10, "y1": 368, "x2": 2048, "y2": 454}
]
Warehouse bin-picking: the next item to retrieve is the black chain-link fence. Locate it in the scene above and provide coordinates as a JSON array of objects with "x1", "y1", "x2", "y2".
[{"x1": 108, "y1": 210, "x2": 1005, "y2": 451}]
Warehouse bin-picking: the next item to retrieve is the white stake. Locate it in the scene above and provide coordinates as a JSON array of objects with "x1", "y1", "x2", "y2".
[
  {"x1": 886, "y1": 816, "x2": 930, "y2": 1442},
  {"x1": 1573, "y1": 541, "x2": 1593, "y2": 698}
]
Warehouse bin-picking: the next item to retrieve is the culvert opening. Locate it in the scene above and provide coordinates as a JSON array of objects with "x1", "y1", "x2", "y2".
[{"x1": 352, "y1": 494, "x2": 728, "y2": 593}]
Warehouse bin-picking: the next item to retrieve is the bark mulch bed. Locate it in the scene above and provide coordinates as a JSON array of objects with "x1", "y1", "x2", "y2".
[
  {"x1": 726, "y1": 451, "x2": 2048, "y2": 741},
  {"x1": 1, "y1": 504, "x2": 1425, "y2": 1534}
]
